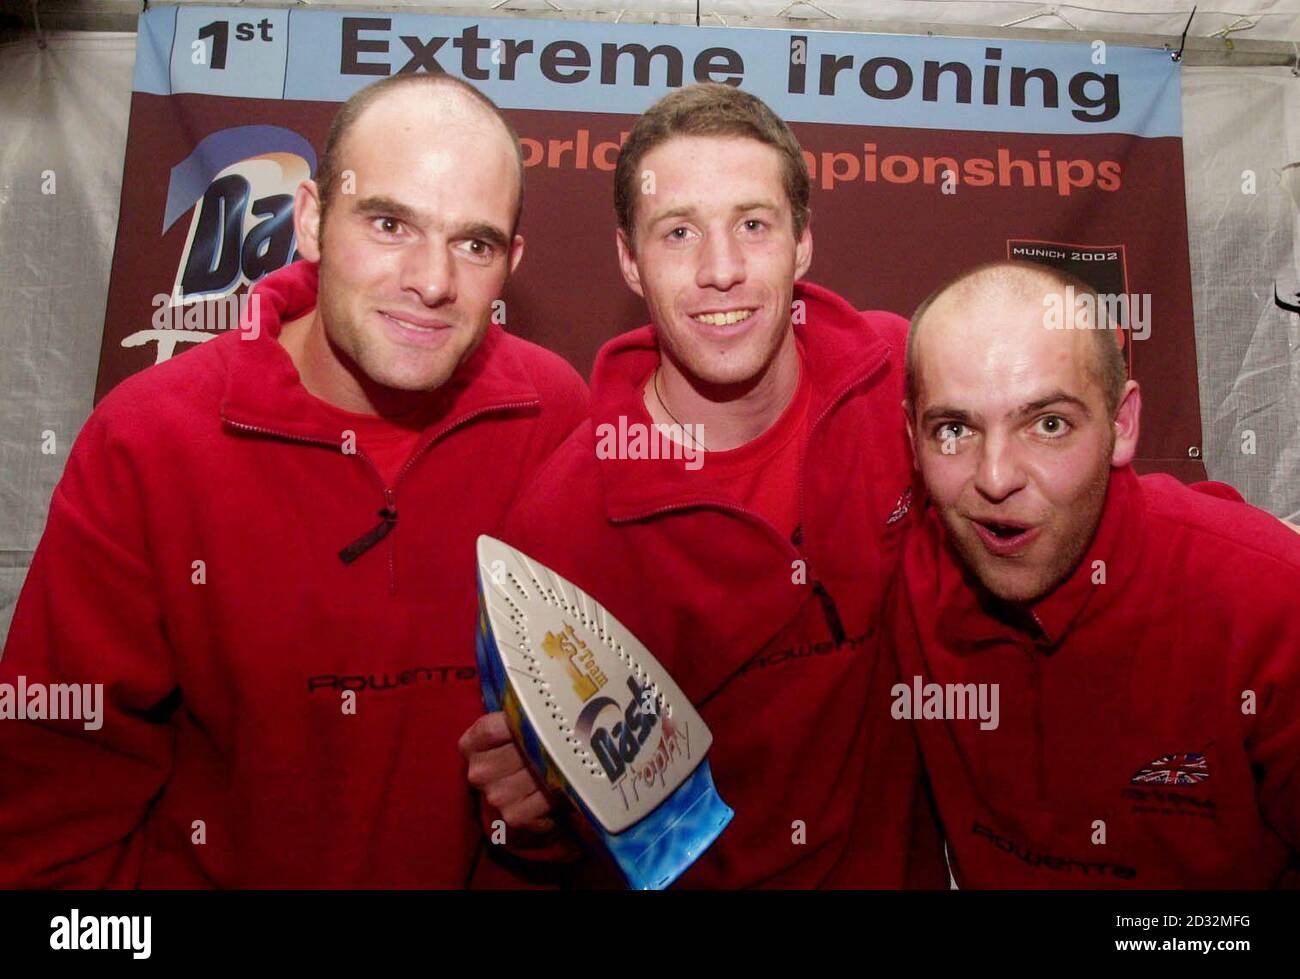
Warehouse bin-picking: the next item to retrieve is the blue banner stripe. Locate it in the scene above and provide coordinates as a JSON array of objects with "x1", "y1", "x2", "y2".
[{"x1": 134, "y1": 7, "x2": 1179, "y2": 138}]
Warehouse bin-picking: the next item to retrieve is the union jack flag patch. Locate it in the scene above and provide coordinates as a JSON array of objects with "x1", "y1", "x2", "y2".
[{"x1": 1130, "y1": 752, "x2": 1209, "y2": 786}]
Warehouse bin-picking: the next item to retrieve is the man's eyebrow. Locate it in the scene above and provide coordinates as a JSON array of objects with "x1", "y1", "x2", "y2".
[
  {"x1": 353, "y1": 196, "x2": 423, "y2": 225},
  {"x1": 451, "y1": 222, "x2": 510, "y2": 251},
  {"x1": 350, "y1": 198, "x2": 509, "y2": 250},
  {"x1": 1014, "y1": 392, "x2": 1092, "y2": 418},
  {"x1": 645, "y1": 199, "x2": 782, "y2": 228},
  {"x1": 920, "y1": 405, "x2": 975, "y2": 427},
  {"x1": 920, "y1": 393, "x2": 1092, "y2": 427},
  {"x1": 645, "y1": 204, "x2": 694, "y2": 227}
]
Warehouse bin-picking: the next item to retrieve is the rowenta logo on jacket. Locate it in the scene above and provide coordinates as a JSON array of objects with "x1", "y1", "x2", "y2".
[
  {"x1": 123, "y1": 125, "x2": 316, "y2": 364},
  {"x1": 307, "y1": 666, "x2": 478, "y2": 692}
]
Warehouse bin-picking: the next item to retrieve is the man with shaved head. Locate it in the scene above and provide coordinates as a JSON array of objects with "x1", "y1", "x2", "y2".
[
  {"x1": 0, "y1": 74, "x2": 588, "y2": 887},
  {"x1": 891, "y1": 259, "x2": 1300, "y2": 887}
]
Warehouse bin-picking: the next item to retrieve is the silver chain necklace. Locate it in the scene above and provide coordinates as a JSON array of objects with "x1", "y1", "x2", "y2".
[{"x1": 652, "y1": 366, "x2": 709, "y2": 452}]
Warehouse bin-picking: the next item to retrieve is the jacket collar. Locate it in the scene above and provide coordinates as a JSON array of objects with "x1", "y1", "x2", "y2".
[
  {"x1": 591, "y1": 280, "x2": 895, "y2": 522},
  {"x1": 932, "y1": 465, "x2": 1146, "y2": 651},
  {"x1": 220, "y1": 260, "x2": 540, "y2": 445}
]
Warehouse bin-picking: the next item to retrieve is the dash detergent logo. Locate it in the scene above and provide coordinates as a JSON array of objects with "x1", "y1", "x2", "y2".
[
  {"x1": 575, "y1": 675, "x2": 692, "y2": 810},
  {"x1": 123, "y1": 125, "x2": 316, "y2": 364}
]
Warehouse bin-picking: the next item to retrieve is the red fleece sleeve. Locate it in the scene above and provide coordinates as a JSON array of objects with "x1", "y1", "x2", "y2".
[
  {"x1": 1244, "y1": 600, "x2": 1300, "y2": 857},
  {"x1": 0, "y1": 405, "x2": 177, "y2": 887},
  {"x1": 1190, "y1": 480, "x2": 1246, "y2": 503}
]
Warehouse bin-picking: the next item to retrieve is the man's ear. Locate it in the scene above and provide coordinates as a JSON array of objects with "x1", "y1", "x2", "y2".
[
  {"x1": 294, "y1": 180, "x2": 324, "y2": 263},
  {"x1": 1110, "y1": 379, "x2": 1141, "y2": 468},
  {"x1": 507, "y1": 234, "x2": 525, "y2": 277},
  {"x1": 615, "y1": 228, "x2": 644, "y2": 299},
  {"x1": 794, "y1": 216, "x2": 813, "y2": 281},
  {"x1": 903, "y1": 400, "x2": 920, "y2": 470}
]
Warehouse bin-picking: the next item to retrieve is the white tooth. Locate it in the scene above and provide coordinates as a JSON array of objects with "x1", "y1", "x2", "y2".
[{"x1": 695, "y1": 310, "x2": 753, "y2": 326}]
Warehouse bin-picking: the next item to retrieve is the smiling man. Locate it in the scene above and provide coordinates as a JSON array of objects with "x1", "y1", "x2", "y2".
[
  {"x1": 892, "y1": 260, "x2": 1300, "y2": 887},
  {"x1": 460, "y1": 83, "x2": 946, "y2": 888},
  {"x1": 0, "y1": 75, "x2": 588, "y2": 887}
]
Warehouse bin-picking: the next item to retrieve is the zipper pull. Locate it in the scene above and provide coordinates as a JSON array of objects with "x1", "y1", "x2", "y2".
[
  {"x1": 811, "y1": 579, "x2": 848, "y2": 647},
  {"x1": 339, "y1": 489, "x2": 398, "y2": 565}
]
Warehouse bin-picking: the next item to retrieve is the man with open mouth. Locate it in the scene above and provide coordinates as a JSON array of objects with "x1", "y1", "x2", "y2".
[
  {"x1": 459, "y1": 82, "x2": 947, "y2": 889},
  {"x1": 892, "y1": 259, "x2": 1300, "y2": 887}
]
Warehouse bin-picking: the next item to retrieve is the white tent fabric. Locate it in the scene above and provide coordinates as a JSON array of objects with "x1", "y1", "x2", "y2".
[
  {"x1": 1, "y1": 32, "x2": 137, "y2": 643},
  {"x1": 0, "y1": 21, "x2": 1298, "y2": 643},
  {"x1": 1185, "y1": 65, "x2": 1300, "y2": 523},
  {"x1": 28, "y1": 1, "x2": 1300, "y2": 42}
]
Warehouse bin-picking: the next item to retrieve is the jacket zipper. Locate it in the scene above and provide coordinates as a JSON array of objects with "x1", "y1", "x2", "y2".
[
  {"x1": 810, "y1": 579, "x2": 848, "y2": 646},
  {"x1": 794, "y1": 346, "x2": 890, "y2": 547},
  {"x1": 226, "y1": 398, "x2": 539, "y2": 594},
  {"x1": 368, "y1": 400, "x2": 538, "y2": 593},
  {"x1": 338, "y1": 488, "x2": 397, "y2": 565},
  {"x1": 793, "y1": 345, "x2": 891, "y2": 648},
  {"x1": 790, "y1": 523, "x2": 848, "y2": 646},
  {"x1": 1027, "y1": 609, "x2": 1048, "y2": 801},
  {"x1": 224, "y1": 417, "x2": 395, "y2": 567}
]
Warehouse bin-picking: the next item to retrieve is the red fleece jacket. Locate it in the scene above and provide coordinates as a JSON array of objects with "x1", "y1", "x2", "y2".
[
  {"x1": 891, "y1": 467, "x2": 1300, "y2": 888},
  {"x1": 0, "y1": 261, "x2": 589, "y2": 888},
  {"x1": 497, "y1": 282, "x2": 948, "y2": 889}
]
